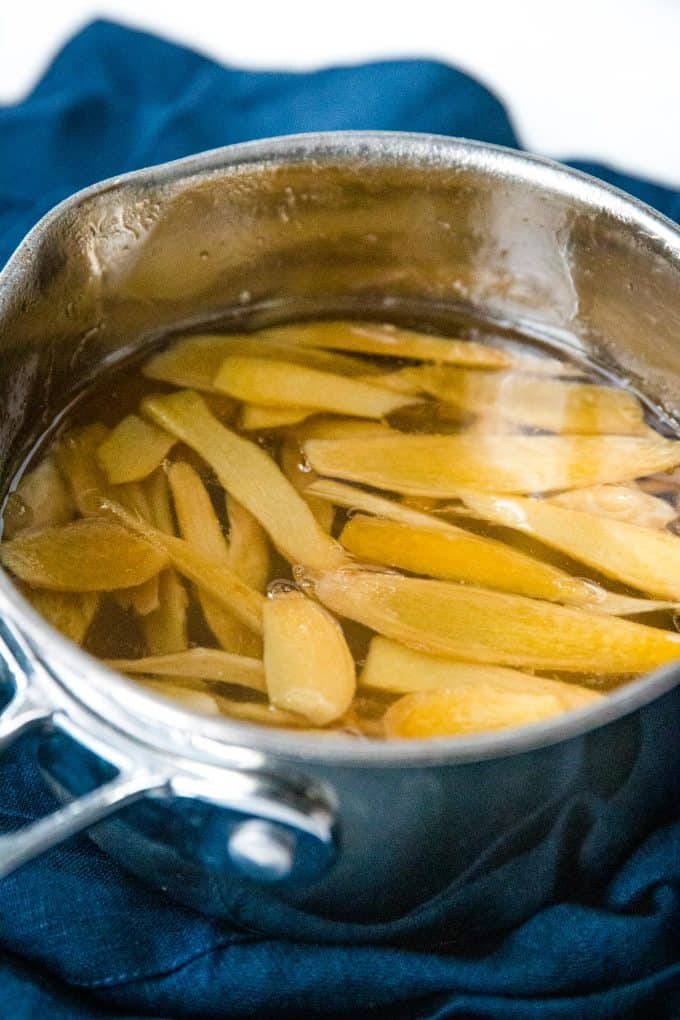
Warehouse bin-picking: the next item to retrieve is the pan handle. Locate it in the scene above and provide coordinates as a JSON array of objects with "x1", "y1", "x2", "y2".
[{"x1": 0, "y1": 613, "x2": 338, "y2": 883}]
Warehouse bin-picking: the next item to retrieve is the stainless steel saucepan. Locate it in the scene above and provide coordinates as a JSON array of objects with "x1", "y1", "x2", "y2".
[{"x1": 0, "y1": 133, "x2": 678, "y2": 942}]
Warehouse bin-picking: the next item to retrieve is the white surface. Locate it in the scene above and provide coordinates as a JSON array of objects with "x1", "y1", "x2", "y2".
[{"x1": 1, "y1": 0, "x2": 678, "y2": 186}]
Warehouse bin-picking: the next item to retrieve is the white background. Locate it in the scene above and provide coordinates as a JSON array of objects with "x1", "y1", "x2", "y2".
[{"x1": 1, "y1": 0, "x2": 678, "y2": 186}]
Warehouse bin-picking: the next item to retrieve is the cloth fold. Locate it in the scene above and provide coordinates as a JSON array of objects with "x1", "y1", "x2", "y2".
[{"x1": 0, "y1": 19, "x2": 678, "y2": 1019}]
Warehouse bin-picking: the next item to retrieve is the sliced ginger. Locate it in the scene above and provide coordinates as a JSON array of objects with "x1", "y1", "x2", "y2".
[
  {"x1": 240, "y1": 404, "x2": 312, "y2": 430},
  {"x1": 383, "y1": 677, "x2": 601, "y2": 739},
  {"x1": 214, "y1": 356, "x2": 420, "y2": 420},
  {"x1": 0, "y1": 518, "x2": 168, "y2": 591},
  {"x1": 316, "y1": 566, "x2": 680, "y2": 672},
  {"x1": 263, "y1": 589, "x2": 356, "y2": 725},
  {"x1": 262, "y1": 320, "x2": 512, "y2": 368},
  {"x1": 304, "y1": 433, "x2": 680, "y2": 496},
  {"x1": 3, "y1": 457, "x2": 74, "y2": 539},
  {"x1": 360, "y1": 636, "x2": 547, "y2": 694},
  {"x1": 106, "y1": 647, "x2": 266, "y2": 692},
  {"x1": 549, "y1": 484, "x2": 676, "y2": 529},
  {"x1": 454, "y1": 491, "x2": 680, "y2": 601},
  {"x1": 96, "y1": 414, "x2": 176, "y2": 483},
  {"x1": 143, "y1": 333, "x2": 382, "y2": 391},
  {"x1": 168, "y1": 461, "x2": 262, "y2": 656},
  {"x1": 280, "y1": 438, "x2": 334, "y2": 533},
  {"x1": 142, "y1": 390, "x2": 345, "y2": 572},
  {"x1": 402, "y1": 366, "x2": 647, "y2": 434},
  {"x1": 23, "y1": 588, "x2": 99, "y2": 645}
]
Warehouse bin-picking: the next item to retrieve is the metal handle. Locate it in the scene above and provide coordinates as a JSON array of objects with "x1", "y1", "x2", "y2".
[
  {"x1": 0, "y1": 614, "x2": 169, "y2": 878},
  {"x1": 0, "y1": 612, "x2": 338, "y2": 883}
]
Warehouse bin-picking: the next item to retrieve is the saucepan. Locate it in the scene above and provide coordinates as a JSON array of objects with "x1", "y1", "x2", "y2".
[{"x1": 0, "y1": 132, "x2": 678, "y2": 943}]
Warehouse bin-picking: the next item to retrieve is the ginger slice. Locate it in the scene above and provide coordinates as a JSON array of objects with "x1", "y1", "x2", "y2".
[
  {"x1": 402, "y1": 366, "x2": 647, "y2": 435},
  {"x1": 225, "y1": 495, "x2": 271, "y2": 591},
  {"x1": 138, "y1": 678, "x2": 222, "y2": 715},
  {"x1": 0, "y1": 518, "x2": 168, "y2": 592},
  {"x1": 106, "y1": 647, "x2": 266, "y2": 692},
  {"x1": 295, "y1": 417, "x2": 395, "y2": 442},
  {"x1": 383, "y1": 676, "x2": 601, "y2": 739},
  {"x1": 96, "y1": 414, "x2": 176, "y2": 484},
  {"x1": 23, "y1": 588, "x2": 99, "y2": 645},
  {"x1": 240, "y1": 404, "x2": 312, "y2": 430},
  {"x1": 168, "y1": 462, "x2": 262, "y2": 656},
  {"x1": 143, "y1": 569, "x2": 189, "y2": 655},
  {"x1": 303, "y1": 433, "x2": 680, "y2": 496},
  {"x1": 54, "y1": 424, "x2": 113, "y2": 514},
  {"x1": 454, "y1": 491, "x2": 680, "y2": 601},
  {"x1": 3, "y1": 457, "x2": 75, "y2": 539},
  {"x1": 214, "y1": 356, "x2": 420, "y2": 419},
  {"x1": 315, "y1": 482, "x2": 667, "y2": 616},
  {"x1": 360, "y1": 636, "x2": 547, "y2": 694},
  {"x1": 114, "y1": 576, "x2": 161, "y2": 616},
  {"x1": 142, "y1": 390, "x2": 345, "y2": 572},
  {"x1": 280, "y1": 438, "x2": 334, "y2": 533},
  {"x1": 549, "y1": 484, "x2": 676, "y2": 530},
  {"x1": 263, "y1": 589, "x2": 356, "y2": 725},
  {"x1": 103, "y1": 499, "x2": 264, "y2": 632},
  {"x1": 261, "y1": 320, "x2": 512, "y2": 368},
  {"x1": 315, "y1": 566, "x2": 680, "y2": 672},
  {"x1": 143, "y1": 333, "x2": 381, "y2": 391}
]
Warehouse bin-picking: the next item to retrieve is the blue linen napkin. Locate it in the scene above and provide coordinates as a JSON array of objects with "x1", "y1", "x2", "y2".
[{"x1": 0, "y1": 19, "x2": 678, "y2": 1019}]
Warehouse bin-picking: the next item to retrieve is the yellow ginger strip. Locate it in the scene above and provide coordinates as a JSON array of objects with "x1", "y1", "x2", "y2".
[
  {"x1": 313, "y1": 481, "x2": 668, "y2": 616},
  {"x1": 401, "y1": 366, "x2": 647, "y2": 434},
  {"x1": 240, "y1": 404, "x2": 312, "y2": 430},
  {"x1": 383, "y1": 676, "x2": 601, "y2": 739},
  {"x1": 549, "y1": 484, "x2": 676, "y2": 530},
  {"x1": 138, "y1": 678, "x2": 221, "y2": 715},
  {"x1": 139, "y1": 469, "x2": 188, "y2": 655},
  {"x1": 280, "y1": 439, "x2": 334, "y2": 533},
  {"x1": 114, "y1": 576, "x2": 161, "y2": 616},
  {"x1": 106, "y1": 647, "x2": 266, "y2": 692},
  {"x1": 296, "y1": 417, "x2": 395, "y2": 441},
  {"x1": 358, "y1": 371, "x2": 425, "y2": 395},
  {"x1": 142, "y1": 390, "x2": 345, "y2": 572},
  {"x1": 0, "y1": 519, "x2": 168, "y2": 592},
  {"x1": 213, "y1": 698, "x2": 309, "y2": 728},
  {"x1": 315, "y1": 566, "x2": 680, "y2": 672},
  {"x1": 360, "y1": 636, "x2": 551, "y2": 694},
  {"x1": 263, "y1": 590, "x2": 356, "y2": 725},
  {"x1": 54, "y1": 424, "x2": 113, "y2": 514},
  {"x1": 3, "y1": 457, "x2": 74, "y2": 539},
  {"x1": 214, "y1": 356, "x2": 420, "y2": 419},
  {"x1": 96, "y1": 414, "x2": 176, "y2": 483},
  {"x1": 23, "y1": 588, "x2": 99, "y2": 645},
  {"x1": 103, "y1": 499, "x2": 264, "y2": 633},
  {"x1": 168, "y1": 462, "x2": 261, "y2": 656},
  {"x1": 303, "y1": 433, "x2": 680, "y2": 496},
  {"x1": 262, "y1": 320, "x2": 512, "y2": 368},
  {"x1": 454, "y1": 491, "x2": 680, "y2": 601},
  {"x1": 143, "y1": 334, "x2": 381, "y2": 391},
  {"x1": 225, "y1": 496, "x2": 270, "y2": 591}
]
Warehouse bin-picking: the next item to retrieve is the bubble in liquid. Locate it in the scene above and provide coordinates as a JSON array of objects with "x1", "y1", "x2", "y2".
[
  {"x1": 266, "y1": 579, "x2": 301, "y2": 598},
  {"x1": 291, "y1": 564, "x2": 316, "y2": 592}
]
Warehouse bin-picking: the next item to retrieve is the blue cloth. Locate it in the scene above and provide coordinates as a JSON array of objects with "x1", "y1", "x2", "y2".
[{"x1": 0, "y1": 19, "x2": 678, "y2": 1019}]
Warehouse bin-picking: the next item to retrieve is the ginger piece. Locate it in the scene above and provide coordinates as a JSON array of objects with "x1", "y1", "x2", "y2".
[
  {"x1": 102, "y1": 498, "x2": 264, "y2": 632},
  {"x1": 240, "y1": 404, "x2": 312, "y2": 430},
  {"x1": 262, "y1": 320, "x2": 512, "y2": 368},
  {"x1": 0, "y1": 519, "x2": 168, "y2": 591},
  {"x1": 263, "y1": 589, "x2": 356, "y2": 725},
  {"x1": 214, "y1": 356, "x2": 420, "y2": 419},
  {"x1": 280, "y1": 438, "x2": 334, "y2": 533},
  {"x1": 143, "y1": 333, "x2": 380, "y2": 391},
  {"x1": 549, "y1": 484, "x2": 676, "y2": 530},
  {"x1": 402, "y1": 366, "x2": 647, "y2": 434},
  {"x1": 303, "y1": 433, "x2": 680, "y2": 496},
  {"x1": 142, "y1": 390, "x2": 345, "y2": 572},
  {"x1": 23, "y1": 588, "x2": 99, "y2": 645},
  {"x1": 3, "y1": 457, "x2": 74, "y2": 539},
  {"x1": 455, "y1": 491, "x2": 680, "y2": 601},
  {"x1": 315, "y1": 566, "x2": 680, "y2": 672},
  {"x1": 168, "y1": 462, "x2": 262, "y2": 655},
  {"x1": 295, "y1": 417, "x2": 395, "y2": 442},
  {"x1": 106, "y1": 647, "x2": 265, "y2": 692},
  {"x1": 225, "y1": 496, "x2": 270, "y2": 591},
  {"x1": 383, "y1": 676, "x2": 601, "y2": 739},
  {"x1": 96, "y1": 414, "x2": 176, "y2": 483},
  {"x1": 54, "y1": 424, "x2": 112, "y2": 514},
  {"x1": 114, "y1": 576, "x2": 161, "y2": 616}
]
